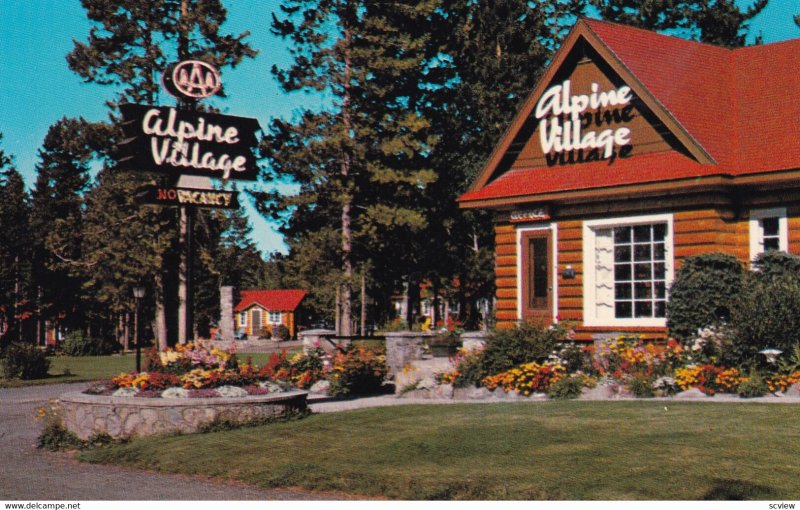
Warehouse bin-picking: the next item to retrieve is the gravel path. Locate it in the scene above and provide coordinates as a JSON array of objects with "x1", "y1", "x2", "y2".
[{"x1": 0, "y1": 383, "x2": 362, "y2": 501}]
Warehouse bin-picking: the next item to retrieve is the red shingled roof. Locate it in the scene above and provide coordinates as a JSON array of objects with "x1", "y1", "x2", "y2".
[
  {"x1": 459, "y1": 19, "x2": 800, "y2": 205},
  {"x1": 234, "y1": 290, "x2": 306, "y2": 312}
]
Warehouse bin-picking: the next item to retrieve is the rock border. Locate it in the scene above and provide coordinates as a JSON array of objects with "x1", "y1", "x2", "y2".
[{"x1": 59, "y1": 390, "x2": 308, "y2": 440}]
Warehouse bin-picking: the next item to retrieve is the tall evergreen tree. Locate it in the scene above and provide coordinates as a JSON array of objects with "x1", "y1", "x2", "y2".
[
  {"x1": 215, "y1": 200, "x2": 267, "y2": 291},
  {"x1": 0, "y1": 136, "x2": 32, "y2": 345},
  {"x1": 261, "y1": 0, "x2": 438, "y2": 333},
  {"x1": 29, "y1": 118, "x2": 97, "y2": 340},
  {"x1": 67, "y1": 0, "x2": 256, "y2": 346},
  {"x1": 590, "y1": 0, "x2": 768, "y2": 47},
  {"x1": 414, "y1": 0, "x2": 582, "y2": 328}
]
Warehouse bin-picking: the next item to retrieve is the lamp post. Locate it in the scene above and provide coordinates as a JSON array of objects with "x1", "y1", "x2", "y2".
[
  {"x1": 133, "y1": 286, "x2": 146, "y2": 373},
  {"x1": 760, "y1": 348, "x2": 782, "y2": 366}
]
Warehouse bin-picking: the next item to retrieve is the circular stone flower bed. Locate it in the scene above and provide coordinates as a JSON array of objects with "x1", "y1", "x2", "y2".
[
  {"x1": 59, "y1": 389, "x2": 308, "y2": 440},
  {"x1": 58, "y1": 342, "x2": 318, "y2": 440}
]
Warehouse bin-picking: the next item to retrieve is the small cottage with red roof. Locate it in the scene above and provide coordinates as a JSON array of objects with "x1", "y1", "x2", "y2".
[
  {"x1": 459, "y1": 19, "x2": 800, "y2": 340},
  {"x1": 234, "y1": 289, "x2": 306, "y2": 338}
]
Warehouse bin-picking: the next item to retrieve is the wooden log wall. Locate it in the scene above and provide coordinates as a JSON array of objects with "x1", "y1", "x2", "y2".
[
  {"x1": 494, "y1": 223, "x2": 517, "y2": 329},
  {"x1": 493, "y1": 203, "x2": 800, "y2": 338}
]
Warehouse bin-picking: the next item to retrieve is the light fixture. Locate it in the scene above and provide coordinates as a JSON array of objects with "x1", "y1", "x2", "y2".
[{"x1": 759, "y1": 348, "x2": 782, "y2": 365}]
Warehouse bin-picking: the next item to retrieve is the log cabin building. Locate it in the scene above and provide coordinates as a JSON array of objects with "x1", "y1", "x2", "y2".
[{"x1": 458, "y1": 19, "x2": 800, "y2": 341}]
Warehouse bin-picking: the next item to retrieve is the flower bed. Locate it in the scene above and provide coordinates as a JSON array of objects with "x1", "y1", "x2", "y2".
[
  {"x1": 57, "y1": 342, "x2": 387, "y2": 439},
  {"x1": 431, "y1": 324, "x2": 800, "y2": 400},
  {"x1": 83, "y1": 341, "x2": 387, "y2": 399}
]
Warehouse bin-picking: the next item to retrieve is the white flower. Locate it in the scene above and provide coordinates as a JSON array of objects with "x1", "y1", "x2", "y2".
[
  {"x1": 259, "y1": 381, "x2": 286, "y2": 393},
  {"x1": 216, "y1": 385, "x2": 248, "y2": 398},
  {"x1": 112, "y1": 387, "x2": 139, "y2": 398},
  {"x1": 161, "y1": 387, "x2": 189, "y2": 399}
]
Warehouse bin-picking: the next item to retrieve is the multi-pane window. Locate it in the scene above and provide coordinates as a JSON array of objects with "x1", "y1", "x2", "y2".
[
  {"x1": 761, "y1": 217, "x2": 780, "y2": 252},
  {"x1": 750, "y1": 208, "x2": 787, "y2": 260},
  {"x1": 584, "y1": 214, "x2": 673, "y2": 327},
  {"x1": 239, "y1": 312, "x2": 247, "y2": 326},
  {"x1": 268, "y1": 311, "x2": 282, "y2": 324},
  {"x1": 612, "y1": 224, "x2": 668, "y2": 319}
]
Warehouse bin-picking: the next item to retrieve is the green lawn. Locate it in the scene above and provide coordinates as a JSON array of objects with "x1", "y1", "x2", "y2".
[
  {"x1": 0, "y1": 351, "x2": 287, "y2": 388},
  {"x1": 79, "y1": 401, "x2": 800, "y2": 500}
]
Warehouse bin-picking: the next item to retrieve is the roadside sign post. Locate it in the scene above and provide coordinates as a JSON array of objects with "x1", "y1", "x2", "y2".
[{"x1": 119, "y1": 60, "x2": 261, "y2": 345}]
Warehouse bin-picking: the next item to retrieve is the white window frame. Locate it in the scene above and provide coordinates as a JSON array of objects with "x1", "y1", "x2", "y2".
[
  {"x1": 239, "y1": 311, "x2": 247, "y2": 327},
  {"x1": 267, "y1": 311, "x2": 282, "y2": 324},
  {"x1": 515, "y1": 223, "x2": 559, "y2": 322},
  {"x1": 583, "y1": 213, "x2": 674, "y2": 327},
  {"x1": 749, "y1": 207, "x2": 788, "y2": 261}
]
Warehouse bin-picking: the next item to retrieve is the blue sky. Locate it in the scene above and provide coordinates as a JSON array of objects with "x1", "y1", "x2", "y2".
[{"x1": 0, "y1": 0, "x2": 798, "y2": 256}]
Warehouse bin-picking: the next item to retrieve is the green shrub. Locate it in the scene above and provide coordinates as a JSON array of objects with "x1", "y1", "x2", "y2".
[
  {"x1": 479, "y1": 322, "x2": 566, "y2": 377},
  {"x1": 556, "y1": 342, "x2": 595, "y2": 374},
  {"x1": 547, "y1": 376, "x2": 584, "y2": 400},
  {"x1": 62, "y1": 331, "x2": 120, "y2": 356},
  {"x1": 727, "y1": 274, "x2": 800, "y2": 368},
  {"x1": 751, "y1": 251, "x2": 800, "y2": 281},
  {"x1": 37, "y1": 421, "x2": 83, "y2": 451},
  {"x1": 778, "y1": 344, "x2": 800, "y2": 374},
  {"x1": 272, "y1": 324, "x2": 290, "y2": 341},
  {"x1": 451, "y1": 351, "x2": 485, "y2": 388},
  {"x1": 627, "y1": 374, "x2": 655, "y2": 398},
  {"x1": 666, "y1": 253, "x2": 744, "y2": 341},
  {"x1": 327, "y1": 346, "x2": 387, "y2": 397},
  {"x1": 2, "y1": 343, "x2": 50, "y2": 380},
  {"x1": 737, "y1": 371, "x2": 769, "y2": 398}
]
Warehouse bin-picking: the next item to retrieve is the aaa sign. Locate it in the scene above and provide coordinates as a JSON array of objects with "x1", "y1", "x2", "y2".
[{"x1": 119, "y1": 104, "x2": 261, "y2": 181}]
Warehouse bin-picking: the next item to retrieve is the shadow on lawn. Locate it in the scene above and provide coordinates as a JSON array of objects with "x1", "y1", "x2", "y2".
[{"x1": 702, "y1": 479, "x2": 775, "y2": 500}]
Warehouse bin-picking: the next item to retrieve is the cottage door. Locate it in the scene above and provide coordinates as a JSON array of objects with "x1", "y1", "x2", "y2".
[
  {"x1": 521, "y1": 230, "x2": 553, "y2": 325},
  {"x1": 251, "y1": 309, "x2": 262, "y2": 337}
]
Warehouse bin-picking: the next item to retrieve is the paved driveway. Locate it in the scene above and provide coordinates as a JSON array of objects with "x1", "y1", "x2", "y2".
[{"x1": 0, "y1": 383, "x2": 356, "y2": 501}]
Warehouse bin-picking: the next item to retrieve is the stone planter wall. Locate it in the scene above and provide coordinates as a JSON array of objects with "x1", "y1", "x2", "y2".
[
  {"x1": 59, "y1": 390, "x2": 308, "y2": 440},
  {"x1": 460, "y1": 331, "x2": 489, "y2": 352},
  {"x1": 298, "y1": 329, "x2": 342, "y2": 355},
  {"x1": 384, "y1": 331, "x2": 435, "y2": 377}
]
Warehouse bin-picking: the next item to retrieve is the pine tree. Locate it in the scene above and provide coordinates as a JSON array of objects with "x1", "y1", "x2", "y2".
[
  {"x1": 216, "y1": 199, "x2": 266, "y2": 290},
  {"x1": 414, "y1": 0, "x2": 582, "y2": 328},
  {"x1": 29, "y1": 118, "x2": 98, "y2": 340},
  {"x1": 589, "y1": 0, "x2": 768, "y2": 47},
  {"x1": 67, "y1": 0, "x2": 256, "y2": 346},
  {"x1": 262, "y1": 0, "x2": 438, "y2": 334},
  {"x1": 0, "y1": 136, "x2": 32, "y2": 345}
]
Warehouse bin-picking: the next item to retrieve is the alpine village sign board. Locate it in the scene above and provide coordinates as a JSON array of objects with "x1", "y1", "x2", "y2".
[{"x1": 119, "y1": 60, "x2": 261, "y2": 209}]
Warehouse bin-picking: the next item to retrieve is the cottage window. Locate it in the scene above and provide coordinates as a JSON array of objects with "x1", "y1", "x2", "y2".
[
  {"x1": 421, "y1": 300, "x2": 431, "y2": 317},
  {"x1": 239, "y1": 311, "x2": 247, "y2": 326},
  {"x1": 268, "y1": 311, "x2": 282, "y2": 324},
  {"x1": 583, "y1": 214, "x2": 673, "y2": 327},
  {"x1": 749, "y1": 208, "x2": 787, "y2": 261}
]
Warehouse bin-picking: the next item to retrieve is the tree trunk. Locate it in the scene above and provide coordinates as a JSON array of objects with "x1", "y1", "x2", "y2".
[
  {"x1": 339, "y1": 18, "x2": 354, "y2": 337},
  {"x1": 155, "y1": 274, "x2": 168, "y2": 351},
  {"x1": 178, "y1": 206, "x2": 189, "y2": 344},
  {"x1": 335, "y1": 285, "x2": 341, "y2": 335},
  {"x1": 432, "y1": 280, "x2": 440, "y2": 328},
  {"x1": 360, "y1": 272, "x2": 367, "y2": 336},
  {"x1": 123, "y1": 311, "x2": 130, "y2": 351}
]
